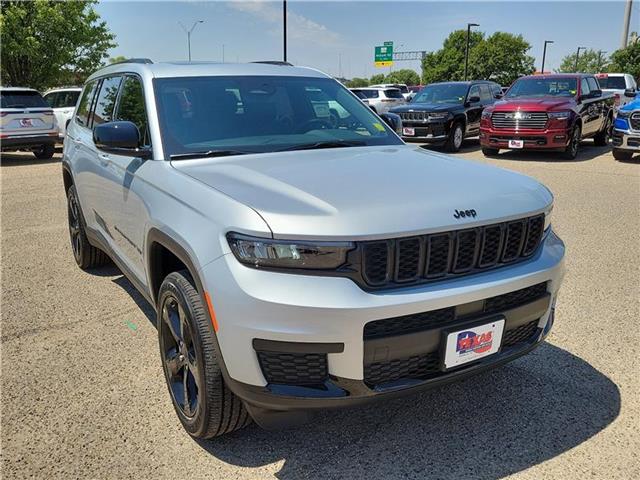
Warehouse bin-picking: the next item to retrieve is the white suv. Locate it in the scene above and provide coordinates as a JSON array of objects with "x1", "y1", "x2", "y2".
[
  {"x1": 349, "y1": 87, "x2": 405, "y2": 113},
  {"x1": 596, "y1": 73, "x2": 638, "y2": 108},
  {"x1": 1, "y1": 87, "x2": 58, "y2": 159},
  {"x1": 63, "y1": 59, "x2": 565, "y2": 438},
  {"x1": 44, "y1": 87, "x2": 82, "y2": 140}
]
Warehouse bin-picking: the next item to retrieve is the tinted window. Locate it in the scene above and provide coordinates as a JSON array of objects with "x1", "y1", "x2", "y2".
[
  {"x1": 597, "y1": 76, "x2": 626, "y2": 89},
  {"x1": 468, "y1": 85, "x2": 481, "y2": 100},
  {"x1": 491, "y1": 84, "x2": 502, "y2": 97},
  {"x1": 384, "y1": 89, "x2": 403, "y2": 99},
  {"x1": 76, "y1": 81, "x2": 99, "y2": 127},
  {"x1": 92, "y1": 76, "x2": 122, "y2": 125},
  {"x1": 0, "y1": 90, "x2": 47, "y2": 108},
  {"x1": 154, "y1": 75, "x2": 402, "y2": 157},
  {"x1": 580, "y1": 78, "x2": 591, "y2": 96},
  {"x1": 506, "y1": 78, "x2": 578, "y2": 98},
  {"x1": 45, "y1": 91, "x2": 81, "y2": 109},
  {"x1": 479, "y1": 84, "x2": 492, "y2": 101},
  {"x1": 412, "y1": 83, "x2": 468, "y2": 104},
  {"x1": 353, "y1": 89, "x2": 379, "y2": 99},
  {"x1": 115, "y1": 76, "x2": 150, "y2": 146},
  {"x1": 587, "y1": 77, "x2": 600, "y2": 92}
]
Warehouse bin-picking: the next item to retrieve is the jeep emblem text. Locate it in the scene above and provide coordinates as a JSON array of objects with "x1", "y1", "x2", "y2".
[{"x1": 454, "y1": 209, "x2": 477, "y2": 219}]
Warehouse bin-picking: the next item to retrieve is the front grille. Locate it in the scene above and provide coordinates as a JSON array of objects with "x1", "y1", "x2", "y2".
[
  {"x1": 363, "y1": 282, "x2": 547, "y2": 339},
  {"x1": 257, "y1": 351, "x2": 328, "y2": 385},
  {"x1": 364, "y1": 320, "x2": 541, "y2": 387},
  {"x1": 360, "y1": 214, "x2": 545, "y2": 289},
  {"x1": 491, "y1": 111, "x2": 548, "y2": 130},
  {"x1": 630, "y1": 112, "x2": 640, "y2": 131},
  {"x1": 502, "y1": 320, "x2": 539, "y2": 347},
  {"x1": 398, "y1": 111, "x2": 427, "y2": 122}
]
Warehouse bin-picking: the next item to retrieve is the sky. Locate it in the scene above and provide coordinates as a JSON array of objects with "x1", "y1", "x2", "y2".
[{"x1": 96, "y1": 0, "x2": 639, "y2": 79}]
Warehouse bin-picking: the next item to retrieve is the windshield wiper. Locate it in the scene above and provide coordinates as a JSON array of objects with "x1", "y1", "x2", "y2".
[
  {"x1": 277, "y1": 140, "x2": 366, "y2": 152},
  {"x1": 169, "y1": 149, "x2": 250, "y2": 160}
]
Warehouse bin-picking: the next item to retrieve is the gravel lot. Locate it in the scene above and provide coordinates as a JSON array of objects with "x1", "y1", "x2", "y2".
[{"x1": 1, "y1": 141, "x2": 638, "y2": 479}]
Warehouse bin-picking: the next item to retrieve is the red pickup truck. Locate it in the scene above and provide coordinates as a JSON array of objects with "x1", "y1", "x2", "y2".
[{"x1": 480, "y1": 74, "x2": 614, "y2": 159}]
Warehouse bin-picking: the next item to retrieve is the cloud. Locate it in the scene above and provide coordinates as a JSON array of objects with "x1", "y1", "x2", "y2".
[{"x1": 228, "y1": 1, "x2": 341, "y2": 45}]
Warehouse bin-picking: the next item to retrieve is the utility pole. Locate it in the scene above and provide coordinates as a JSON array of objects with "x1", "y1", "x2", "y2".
[
  {"x1": 283, "y1": 0, "x2": 287, "y2": 62},
  {"x1": 464, "y1": 23, "x2": 480, "y2": 81},
  {"x1": 575, "y1": 46, "x2": 586, "y2": 72},
  {"x1": 621, "y1": 0, "x2": 633, "y2": 47},
  {"x1": 541, "y1": 40, "x2": 554, "y2": 74},
  {"x1": 597, "y1": 50, "x2": 607, "y2": 71},
  {"x1": 178, "y1": 20, "x2": 204, "y2": 62}
]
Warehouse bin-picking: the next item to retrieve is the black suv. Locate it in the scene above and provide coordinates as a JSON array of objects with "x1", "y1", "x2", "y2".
[{"x1": 390, "y1": 81, "x2": 502, "y2": 152}]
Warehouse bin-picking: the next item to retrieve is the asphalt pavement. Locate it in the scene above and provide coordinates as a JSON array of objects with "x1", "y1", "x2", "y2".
[{"x1": 1, "y1": 141, "x2": 638, "y2": 479}]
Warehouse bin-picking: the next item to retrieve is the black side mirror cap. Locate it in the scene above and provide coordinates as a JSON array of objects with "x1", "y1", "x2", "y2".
[
  {"x1": 379, "y1": 112, "x2": 402, "y2": 133},
  {"x1": 93, "y1": 121, "x2": 152, "y2": 158},
  {"x1": 467, "y1": 95, "x2": 481, "y2": 104},
  {"x1": 624, "y1": 88, "x2": 637, "y2": 97},
  {"x1": 494, "y1": 93, "x2": 503, "y2": 99}
]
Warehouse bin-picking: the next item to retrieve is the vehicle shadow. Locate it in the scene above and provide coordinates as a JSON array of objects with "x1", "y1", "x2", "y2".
[
  {"x1": 420, "y1": 139, "x2": 610, "y2": 163},
  {"x1": 198, "y1": 343, "x2": 619, "y2": 480},
  {"x1": 0, "y1": 151, "x2": 62, "y2": 167}
]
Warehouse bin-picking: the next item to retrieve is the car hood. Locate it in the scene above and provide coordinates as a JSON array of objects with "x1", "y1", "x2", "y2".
[
  {"x1": 492, "y1": 97, "x2": 577, "y2": 111},
  {"x1": 171, "y1": 145, "x2": 552, "y2": 240},
  {"x1": 391, "y1": 102, "x2": 461, "y2": 113}
]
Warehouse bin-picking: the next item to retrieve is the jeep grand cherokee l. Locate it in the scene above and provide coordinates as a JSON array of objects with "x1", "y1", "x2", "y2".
[
  {"x1": 480, "y1": 74, "x2": 614, "y2": 159},
  {"x1": 391, "y1": 80, "x2": 502, "y2": 152},
  {"x1": 62, "y1": 59, "x2": 565, "y2": 438}
]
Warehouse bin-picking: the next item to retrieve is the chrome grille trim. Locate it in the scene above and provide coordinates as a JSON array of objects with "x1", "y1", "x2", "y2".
[{"x1": 491, "y1": 111, "x2": 549, "y2": 130}]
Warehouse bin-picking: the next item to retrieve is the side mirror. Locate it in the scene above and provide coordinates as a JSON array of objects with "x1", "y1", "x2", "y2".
[
  {"x1": 624, "y1": 88, "x2": 637, "y2": 97},
  {"x1": 379, "y1": 112, "x2": 402, "y2": 133},
  {"x1": 591, "y1": 89, "x2": 602, "y2": 98},
  {"x1": 93, "y1": 121, "x2": 151, "y2": 158},
  {"x1": 494, "y1": 93, "x2": 503, "y2": 99},
  {"x1": 467, "y1": 95, "x2": 481, "y2": 104}
]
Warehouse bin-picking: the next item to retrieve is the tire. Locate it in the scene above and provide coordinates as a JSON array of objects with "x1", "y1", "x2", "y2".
[
  {"x1": 34, "y1": 144, "x2": 55, "y2": 160},
  {"x1": 563, "y1": 124, "x2": 582, "y2": 160},
  {"x1": 445, "y1": 122, "x2": 464, "y2": 152},
  {"x1": 612, "y1": 148, "x2": 633, "y2": 161},
  {"x1": 482, "y1": 147, "x2": 500, "y2": 157},
  {"x1": 157, "y1": 271, "x2": 251, "y2": 438},
  {"x1": 67, "y1": 185, "x2": 109, "y2": 269},
  {"x1": 593, "y1": 116, "x2": 611, "y2": 146}
]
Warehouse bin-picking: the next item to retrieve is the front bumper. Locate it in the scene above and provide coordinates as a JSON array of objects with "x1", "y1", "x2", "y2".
[
  {"x1": 1, "y1": 133, "x2": 57, "y2": 149},
  {"x1": 200, "y1": 229, "x2": 565, "y2": 417},
  {"x1": 480, "y1": 126, "x2": 569, "y2": 150},
  {"x1": 399, "y1": 119, "x2": 450, "y2": 143},
  {"x1": 612, "y1": 128, "x2": 640, "y2": 151}
]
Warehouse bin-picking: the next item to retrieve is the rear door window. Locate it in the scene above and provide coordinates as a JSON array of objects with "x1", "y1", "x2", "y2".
[
  {"x1": 384, "y1": 89, "x2": 403, "y2": 99},
  {"x1": 76, "y1": 81, "x2": 99, "y2": 128},
  {"x1": 92, "y1": 76, "x2": 123, "y2": 126},
  {"x1": 0, "y1": 90, "x2": 48, "y2": 108}
]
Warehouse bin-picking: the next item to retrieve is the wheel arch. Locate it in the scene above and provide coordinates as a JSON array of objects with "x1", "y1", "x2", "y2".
[{"x1": 61, "y1": 162, "x2": 74, "y2": 194}]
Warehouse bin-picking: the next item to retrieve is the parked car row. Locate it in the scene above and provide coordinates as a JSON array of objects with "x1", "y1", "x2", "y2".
[{"x1": 0, "y1": 86, "x2": 81, "y2": 159}]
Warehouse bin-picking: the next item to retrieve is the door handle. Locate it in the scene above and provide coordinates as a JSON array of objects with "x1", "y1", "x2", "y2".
[{"x1": 98, "y1": 153, "x2": 110, "y2": 166}]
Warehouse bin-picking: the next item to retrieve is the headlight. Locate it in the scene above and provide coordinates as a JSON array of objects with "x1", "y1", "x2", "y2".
[
  {"x1": 616, "y1": 110, "x2": 631, "y2": 119},
  {"x1": 428, "y1": 112, "x2": 449, "y2": 119},
  {"x1": 481, "y1": 110, "x2": 492, "y2": 119},
  {"x1": 548, "y1": 111, "x2": 571, "y2": 120},
  {"x1": 227, "y1": 233, "x2": 354, "y2": 270}
]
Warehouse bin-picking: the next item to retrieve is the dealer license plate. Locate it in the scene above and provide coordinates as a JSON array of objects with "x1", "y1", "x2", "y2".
[
  {"x1": 508, "y1": 139, "x2": 524, "y2": 149},
  {"x1": 402, "y1": 127, "x2": 415, "y2": 136},
  {"x1": 443, "y1": 318, "x2": 505, "y2": 369}
]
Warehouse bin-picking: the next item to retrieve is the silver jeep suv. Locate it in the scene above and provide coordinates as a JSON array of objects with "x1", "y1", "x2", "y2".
[{"x1": 63, "y1": 59, "x2": 565, "y2": 438}]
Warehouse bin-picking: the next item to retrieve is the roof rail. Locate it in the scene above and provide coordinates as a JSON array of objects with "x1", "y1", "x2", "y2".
[
  {"x1": 251, "y1": 61, "x2": 293, "y2": 66},
  {"x1": 109, "y1": 58, "x2": 154, "y2": 66}
]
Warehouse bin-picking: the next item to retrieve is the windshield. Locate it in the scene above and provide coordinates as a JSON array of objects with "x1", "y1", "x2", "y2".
[
  {"x1": 0, "y1": 91, "x2": 48, "y2": 108},
  {"x1": 506, "y1": 78, "x2": 578, "y2": 98},
  {"x1": 412, "y1": 83, "x2": 468, "y2": 104},
  {"x1": 155, "y1": 76, "x2": 402, "y2": 157},
  {"x1": 597, "y1": 76, "x2": 626, "y2": 89}
]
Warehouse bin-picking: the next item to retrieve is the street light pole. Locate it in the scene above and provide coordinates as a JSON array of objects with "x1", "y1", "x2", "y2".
[
  {"x1": 575, "y1": 46, "x2": 586, "y2": 72},
  {"x1": 283, "y1": 0, "x2": 287, "y2": 62},
  {"x1": 541, "y1": 40, "x2": 554, "y2": 74},
  {"x1": 597, "y1": 50, "x2": 607, "y2": 71},
  {"x1": 464, "y1": 23, "x2": 480, "y2": 81},
  {"x1": 621, "y1": 0, "x2": 633, "y2": 47},
  {"x1": 179, "y1": 20, "x2": 204, "y2": 62}
]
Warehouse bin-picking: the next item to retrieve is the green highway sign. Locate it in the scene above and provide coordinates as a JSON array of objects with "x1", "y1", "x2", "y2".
[{"x1": 374, "y1": 42, "x2": 393, "y2": 67}]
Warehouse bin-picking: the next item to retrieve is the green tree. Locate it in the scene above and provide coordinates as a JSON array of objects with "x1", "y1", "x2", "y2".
[
  {"x1": 0, "y1": 0, "x2": 116, "y2": 89},
  {"x1": 385, "y1": 69, "x2": 420, "y2": 86},
  {"x1": 422, "y1": 29, "x2": 534, "y2": 86},
  {"x1": 109, "y1": 55, "x2": 127, "y2": 65},
  {"x1": 369, "y1": 73, "x2": 386, "y2": 85},
  {"x1": 346, "y1": 77, "x2": 369, "y2": 88},
  {"x1": 607, "y1": 41, "x2": 640, "y2": 80},
  {"x1": 557, "y1": 49, "x2": 605, "y2": 74}
]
